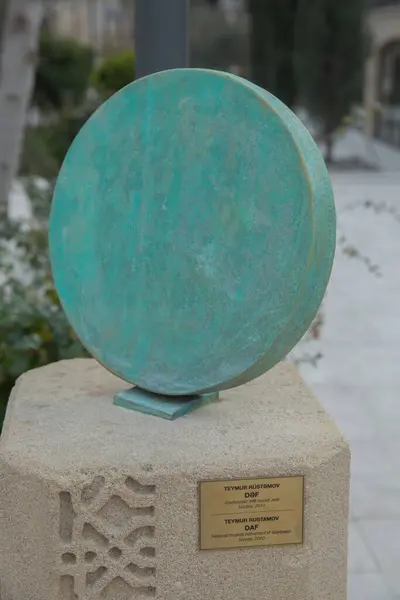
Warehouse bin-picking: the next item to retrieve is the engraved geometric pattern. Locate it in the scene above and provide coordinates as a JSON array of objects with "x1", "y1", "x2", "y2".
[{"x1": 59, "y1": 476, "x2": 156, "y2": 599}]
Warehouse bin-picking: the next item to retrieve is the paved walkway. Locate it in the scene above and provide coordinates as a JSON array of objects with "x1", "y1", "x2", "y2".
[
  {"x1": 332, "y1": 128, "x2": 400, "y2": 173},
  {"x1": 295, "y1": 171, "x2": 400, "y2": 600}
]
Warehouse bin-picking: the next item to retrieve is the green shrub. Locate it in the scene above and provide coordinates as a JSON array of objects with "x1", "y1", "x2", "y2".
[
  {"x1": 20, "y1": 103, "x2": 98, "y2": 181},
  {"x1": 0, "y1": 278, "x2": 88, "y2": 425},
  {"x1": 33, "y1": 33, "x2": 94, "y2": 111},
  {"x1": 19, "y1": 126, "x2": 60, "y2": 181},
  {"x1": 92, "y1": 49, "x2": 135, "y2": 97},
  {"x1": 0, "y1": 183, "x2": 88, "y2": 429},
  {"x1": 39, "y1": 105, "x2": 98, "y2": 169}
]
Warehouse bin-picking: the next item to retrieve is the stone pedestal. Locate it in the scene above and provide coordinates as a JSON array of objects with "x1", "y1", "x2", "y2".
[{"x1": 0, "y1": 359, "x2": 350, "y2": 600}]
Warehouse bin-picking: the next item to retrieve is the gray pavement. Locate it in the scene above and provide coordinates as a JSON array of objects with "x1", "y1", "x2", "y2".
[{"x1": 296, "y1": 170, "x2": 400, "y2": 599}]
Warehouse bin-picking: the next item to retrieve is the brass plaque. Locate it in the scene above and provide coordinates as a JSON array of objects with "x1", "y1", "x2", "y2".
[{"x1": 199, "y1": 476, "x2": 304, "y2": 550}]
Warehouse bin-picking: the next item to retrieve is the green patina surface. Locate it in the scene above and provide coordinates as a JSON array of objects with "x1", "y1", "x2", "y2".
[{"x1": 49, "y1": 68, "x2": 336, "y2": 398}]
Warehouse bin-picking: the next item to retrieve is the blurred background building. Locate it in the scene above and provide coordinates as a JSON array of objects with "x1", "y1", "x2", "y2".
[
  {"x1": 40, "y1": 0, "x2": 249, "y2": 72},
  {"x1": 366, "y1": 0, "x2": 400, "y2": 147},
  {"x1": 42, "y1": 0, "x2": 135, "y2": 54},
  {"x1": 37, "y1": 0, "x2": 400, "y2": 149}
]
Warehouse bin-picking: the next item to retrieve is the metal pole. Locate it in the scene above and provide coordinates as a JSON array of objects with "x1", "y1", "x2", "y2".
[{"x1": 135, "y1": 0, "x2": 189, "y2": 79}]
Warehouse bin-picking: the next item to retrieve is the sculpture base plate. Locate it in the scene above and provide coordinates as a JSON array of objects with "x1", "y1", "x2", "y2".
[{"x1": 113, "y1": 387, "x2": 219, "y2": 420}]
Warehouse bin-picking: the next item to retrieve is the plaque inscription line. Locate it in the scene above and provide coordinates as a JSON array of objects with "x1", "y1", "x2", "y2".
[{"x1": 212, "y1": 509, "x2": 295, "y2": 516}]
